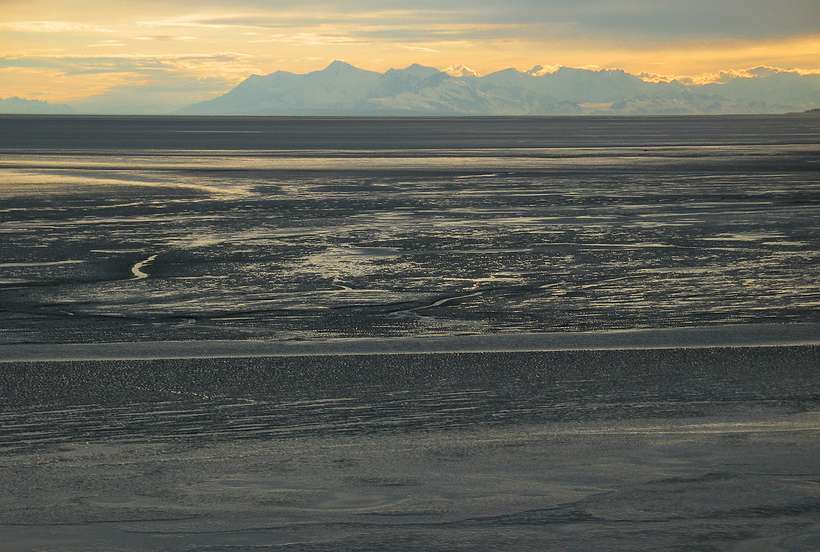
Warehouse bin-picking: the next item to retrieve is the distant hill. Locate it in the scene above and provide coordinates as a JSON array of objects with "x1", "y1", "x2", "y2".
[
  {"x1": 180, "y1": 62, "x2": 820, "y2": 116},
  {"x1": 0, "y1": 97, "x2": 74, "y2": 114}
]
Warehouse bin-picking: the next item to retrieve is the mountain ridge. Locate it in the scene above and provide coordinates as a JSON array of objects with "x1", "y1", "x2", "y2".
[{"x1": 179, "y1": 61, "x2": 820, "y2": 116}]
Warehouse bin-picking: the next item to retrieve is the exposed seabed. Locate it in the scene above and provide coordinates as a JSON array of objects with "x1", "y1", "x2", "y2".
[{"x1": 1, "y1": 329, "x2": 818, "y2": 551}]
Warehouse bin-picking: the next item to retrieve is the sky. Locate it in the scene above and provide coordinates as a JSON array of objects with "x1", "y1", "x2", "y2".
[{"x1": 1, "y1": 0, "x2": 819, "y2": 111}]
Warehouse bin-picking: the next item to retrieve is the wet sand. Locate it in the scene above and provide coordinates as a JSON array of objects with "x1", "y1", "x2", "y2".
[
  {"x1": 1, "y1": 344, "x2": 819, "y2": 551},
  {"x1": 1, "y1": 322, "x2": 819, "y2": 362}
]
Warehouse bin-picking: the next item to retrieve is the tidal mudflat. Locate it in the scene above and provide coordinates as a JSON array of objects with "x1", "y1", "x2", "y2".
[
  {"x1": 2, "y1": 344, "x2": 820, "y2": 551},
  {"x1": 1, "y1": 115, "x2": 819, "y2": 550},
  {"x1": 1, "y1": 116, "x2": 819, "y2": 344}
]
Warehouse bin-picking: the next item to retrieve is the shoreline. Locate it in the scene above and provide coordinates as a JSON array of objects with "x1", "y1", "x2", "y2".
[{"x1": 2, "y1": 322, "x2": 818, "y2": 363}]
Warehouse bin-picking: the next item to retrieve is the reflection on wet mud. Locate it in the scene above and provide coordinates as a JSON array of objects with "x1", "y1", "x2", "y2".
[{"x1": 1, "y1": 119, "x2": 819, "y2": 344}]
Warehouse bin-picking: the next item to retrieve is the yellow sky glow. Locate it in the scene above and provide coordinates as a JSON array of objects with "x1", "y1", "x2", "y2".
[{"x1": 1, "y1": 1, "x2": 819, "y2": 104}]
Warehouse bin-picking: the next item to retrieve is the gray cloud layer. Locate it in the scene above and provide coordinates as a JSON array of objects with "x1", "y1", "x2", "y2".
[
  {"x1": 142, "y1": 0, "x2": 820, "y2": 41},
  {"x1": 0, "y1": 54, "x2": 246, "y2": 75}
]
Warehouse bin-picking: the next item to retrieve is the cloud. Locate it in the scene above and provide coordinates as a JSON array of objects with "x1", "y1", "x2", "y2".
[
  {"x1": 349, "y1": 23, "x2": 524, "y2": 44},
  {"x1": 0, "y1": 20, "x2": 114, "y2": 33},
  {"x1": 248, "y1": 33, "x2": 361, "y2": 46},
  {"x1": 4, "y1": 1, "x2": 820, "y2": 49},
  {"x1": 88, "y1": 40, "x2": 127, "y2": 48},
  {"x1": 0, "y1": 53, "x2": 252, "y2": 76},
  {"x1": 127, "y1": 0, "x2": 820, "y2": 42},
  {"x1": 0, "y1": 56, "x2": 163, "y2": 74},
  {"x1": 136, "y1": 10, "x2": 444, "y2": 30},
  {"x1": 398, "y1": 45, "x2": 440, "y2": 53},
  {"x1": 134, "y1": 35, "x2": 199, "y2": 42},
  {"x1": 0, "y1": 53, "x2": 253, "y2": 111}
]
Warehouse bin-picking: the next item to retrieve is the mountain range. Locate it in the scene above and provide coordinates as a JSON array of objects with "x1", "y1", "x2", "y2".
[
  {"x1": 2, "y1": 62, "x2": 820, "y2": 116},
  {"x1": 179, "y1": 61, "x2": 820, "y2": 116}
]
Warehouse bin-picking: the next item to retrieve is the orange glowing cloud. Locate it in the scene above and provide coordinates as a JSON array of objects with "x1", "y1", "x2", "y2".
[{"x1": 1, "y1": 0, "x2": 818, "y2": 109}]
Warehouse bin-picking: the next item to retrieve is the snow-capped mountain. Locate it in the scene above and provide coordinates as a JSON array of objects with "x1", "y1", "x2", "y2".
[
  {"x1": 443, "y1": 65, "x2": 480, "y2": 78},
  {"x1": 179, "y1": 61, "x2": 820, "y2": 116},
  {"x1": 526, "y1": 65, "x2": 559, "y2": 77}
]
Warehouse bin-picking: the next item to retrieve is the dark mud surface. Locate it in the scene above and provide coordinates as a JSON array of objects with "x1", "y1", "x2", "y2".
[
  {"x1": 1, "y1": 347, "x2": 820, "y2": 551},
  {"x1": 1, "y1": 116, "x2": 819, "y2": 344}
]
